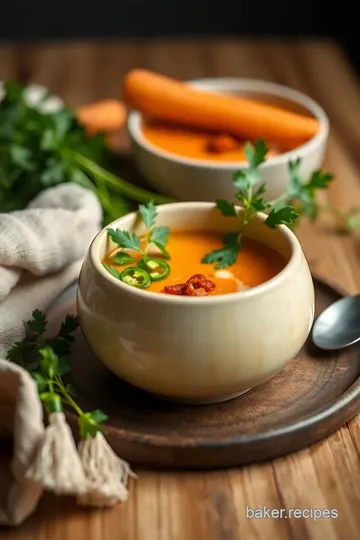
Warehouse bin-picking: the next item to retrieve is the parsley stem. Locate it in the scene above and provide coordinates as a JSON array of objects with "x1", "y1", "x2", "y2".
[
  {"x1": 63, "y1": 395, "x2": 83, "y2": 417},
  {"x1": 54, "y1": 376, "x2": 84, "y2": 417},
  {"x1": 267, "y1": 193, "x2": 289, "y2": 207},
  {"x1": 73, "y1": 152, "x2": 178, "y2": 205},
  {"x1": 317, "y1": 201, "x2": 350, "y2": 217}
]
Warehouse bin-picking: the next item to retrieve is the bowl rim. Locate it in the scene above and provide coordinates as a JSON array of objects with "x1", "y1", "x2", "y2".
[
  {"x1": 127, "y1": 76, "x2": 329, "y2": 170},
  {"x1": 89, "y1": 201, "x2": 304, "y2": 305}
]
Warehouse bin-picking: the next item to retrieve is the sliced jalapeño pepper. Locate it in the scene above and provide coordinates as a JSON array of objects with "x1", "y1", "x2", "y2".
[
  {"x1": 120, "y1": 267, "x2": 151, "y2": 289},
  {"x1": 137, "y1": 258, "x2": 170, "y2": 281}
]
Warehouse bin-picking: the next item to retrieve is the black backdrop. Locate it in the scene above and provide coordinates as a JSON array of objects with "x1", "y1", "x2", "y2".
[{"x1": 1, "y1": 0, "x2": 359, "y2": 69}]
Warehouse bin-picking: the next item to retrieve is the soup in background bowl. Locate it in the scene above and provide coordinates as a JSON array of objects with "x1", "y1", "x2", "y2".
[{"x1": 77, "y1": 202, "x2": 315, "y2": 404}]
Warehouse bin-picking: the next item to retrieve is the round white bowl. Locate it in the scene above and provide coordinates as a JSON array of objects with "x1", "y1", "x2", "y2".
[
  {"x1": 128, "y1": 78, "x2": 329, "y2": 202},
  {"x1": 77, "y1": 202, "x2": 315, "y2": 404}
]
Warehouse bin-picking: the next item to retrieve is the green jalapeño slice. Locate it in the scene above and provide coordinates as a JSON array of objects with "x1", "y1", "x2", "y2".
[
  {"x1": 137, "y1": 258, "x2": 170, "y2": 281},
  {"x1": 120, "y1": 267, "x2": 151, "y2": 289}
]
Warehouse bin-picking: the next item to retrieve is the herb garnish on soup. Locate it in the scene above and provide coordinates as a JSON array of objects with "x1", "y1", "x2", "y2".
[{"x1": 102, "y1": 139, "x2": 333, "y2": 296}]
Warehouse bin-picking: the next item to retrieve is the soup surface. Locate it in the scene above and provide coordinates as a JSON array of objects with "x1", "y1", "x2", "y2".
[
  {"x1": 103, "y1": 230, "x2": 286, "y2": 296},
  {"x1": 142, "y1": 119, "x2": 282, "y2": 162}
]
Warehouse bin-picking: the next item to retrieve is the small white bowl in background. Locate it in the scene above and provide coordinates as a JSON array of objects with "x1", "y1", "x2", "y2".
[{"x1": 128, "y1": 78, "x2": 329, "y2": 202}]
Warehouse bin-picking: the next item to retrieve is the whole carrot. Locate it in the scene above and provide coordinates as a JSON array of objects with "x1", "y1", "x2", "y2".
[{"x1": 123, "y1": 69, "x2": 320, "y2": 147}]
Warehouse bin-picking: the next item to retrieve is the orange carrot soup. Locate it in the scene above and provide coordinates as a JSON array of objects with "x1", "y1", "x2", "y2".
[
  {"x1": 103, "y1": 231, "x2": 286, "y2": 296},
  {"x1": 142, "y1": 119, "x2": 282, "y2": 162}
]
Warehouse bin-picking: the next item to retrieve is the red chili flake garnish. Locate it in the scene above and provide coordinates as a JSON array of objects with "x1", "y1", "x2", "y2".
[
  {"x1": 184, "y1": 282, "x2": 195, "y2": 296},
  {"x1": 187, "y1": 274, "x2": 216, "y2": 293},
  {"x1": 164, "y1": 283, "x2": 186, "y2": 295},
  {"x1": 163, "y1": 274, "x2": 216, "y2": 296},
  {"x1": 192, "y1": 287, "x2": 208, "y2": 296}
]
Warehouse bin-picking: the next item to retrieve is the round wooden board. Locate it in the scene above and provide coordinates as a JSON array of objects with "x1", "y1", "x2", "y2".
[{"x1": 46, "y1": 275, "x2": 360, "y2": 469}]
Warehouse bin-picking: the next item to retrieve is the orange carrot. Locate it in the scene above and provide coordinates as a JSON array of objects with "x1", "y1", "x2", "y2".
[
  {"x1": 76, "y1": 100, "x2": 126, "y2": 134},
  {"x1": 123, "y1": 69, "x2": 320, "y2": 147}
]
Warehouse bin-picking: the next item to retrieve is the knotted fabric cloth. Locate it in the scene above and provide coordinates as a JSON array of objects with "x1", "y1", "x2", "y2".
[{"x1": 0, "y1": 184, "x2": 102, "y2": 525}]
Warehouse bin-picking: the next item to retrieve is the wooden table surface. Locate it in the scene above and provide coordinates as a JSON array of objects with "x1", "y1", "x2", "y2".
[{"x1": 2, "y1": 38, "x2": 360, "y2": 540}]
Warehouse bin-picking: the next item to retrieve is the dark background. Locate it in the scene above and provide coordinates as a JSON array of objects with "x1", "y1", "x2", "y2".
[{"x1": 0, "y1": 0, "x2": 359, "y2": 69}]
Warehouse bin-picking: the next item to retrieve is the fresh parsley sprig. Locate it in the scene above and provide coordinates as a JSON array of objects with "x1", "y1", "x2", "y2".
[
  {"x1": 106, "y1": 200, "x2": 170, "y2": 269},
  {"x1": 320, "y1": 203, "x2": 360, "y2": 235},
  {"x1": 7, "y1": 309, "x2": 107, "y2": 438},
  {"x1": 201, "y1": 231, "x2": 241, "y2": 268},
  {"x1": 202, "y1": 139, "x2": 334, "y2": 269},
  {"x1": 286, "y1": 158, "x2": 334, "y2": 220},
  {"x1": 0, "y1": 81, "x2": 176, "y2": 225}
]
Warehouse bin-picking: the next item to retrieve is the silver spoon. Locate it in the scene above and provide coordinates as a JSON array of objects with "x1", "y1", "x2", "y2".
[{"x1": 312, "y1": 294, "x2": 360, "y2": 350}]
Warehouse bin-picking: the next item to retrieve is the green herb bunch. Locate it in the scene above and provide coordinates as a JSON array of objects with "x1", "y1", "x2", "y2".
[
  {"x1": 0, "y1": 81, "x2": 174, "y2": 224},
  {"x1": 202, "y1": 139, "x2": 334, "y2": 268},
  {"x1": 7, "y1": 309, "x2": 107, "y2": 438}
]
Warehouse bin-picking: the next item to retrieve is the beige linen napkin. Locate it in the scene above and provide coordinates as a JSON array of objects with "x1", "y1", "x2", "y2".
[{"x1": 0, "y1": 183, "x2": 102, "y2": 525}]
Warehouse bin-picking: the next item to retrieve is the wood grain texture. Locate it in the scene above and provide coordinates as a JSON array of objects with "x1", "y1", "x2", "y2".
[{"x1": 2, "y1": 38, "x2": 360, "y2": 539}]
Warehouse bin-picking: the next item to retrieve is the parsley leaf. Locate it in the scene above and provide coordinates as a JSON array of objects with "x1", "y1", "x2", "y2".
[
  {"x1": 107, "y1": 229, "x2": 141, "y2": 252},
  {"x1": 102, "y1": 263, "x2": 122, "y2": 279},
  {"x1": 45, "y1": 337, "x2": 71, "y2": 357},
  {"x1": 10, "y1": 145, "x2": 34, "y2": 171},
  {"x1": 245, "y1": 139, "x2": 268, "y2": 169},
  {"x1": 216, "y1": 199, "x2": 238, "y2": 217},
  {"x1": 287, "y1": 159, "x2": 334, "y2": 219},
  {"x1": 149, "y1": 226, "x2": 170, "y2": 258},
  {"x1": 6, "y1": 341, "x2": 34, "y2": 366},
  {"x1": 202, "y1": 231, "x2": 240, "y2": 269},
  {"x1": 112, "y1": 252, "x2": 136, "y2": 265},
  {"x1": 32, "y1": 372, "x2": 47, "y2": 392},
  {"x1": 265, "y1": 206, "x2": 299, "y2": 228},
  {"x1": 307, "y1": 170, "x2": 334, "y2": 189},
  {"x1": 79, "y1": 409, "x2": 108, "y2": 438},
  {"x1": 233, "y1": 170, "x2": 249, "y2": 192},
  {"x1": 27, "y1": 309, "x2": 47, "y2": 335},
  {"x1": 58, "y1": 314, "x2": 79, "y2": 339},
  {"x1": 39, "y1": 346, "x2": 59, "y2": 379},
  {"x1": 234, "y1": 139, "x2": 268, "y2": 188},
  {"x1": 139, "y1": 200, "x2": 157, "y2": 229},
  {"x1": 56, "y1": 356, "x2": 71, "y2": 375}
]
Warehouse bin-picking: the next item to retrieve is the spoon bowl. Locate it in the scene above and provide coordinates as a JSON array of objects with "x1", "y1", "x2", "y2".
[{"x1": 312, "y1": 294, "x2": 360, "y2": 350}]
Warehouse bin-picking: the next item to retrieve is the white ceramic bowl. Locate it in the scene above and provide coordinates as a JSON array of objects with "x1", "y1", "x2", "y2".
[
  {"x1": 77, "y1": 202, "x2": 315, "y2": 404},
  {"x1": 128, "y1": 78, "x2": 329, "y2": 202}
]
